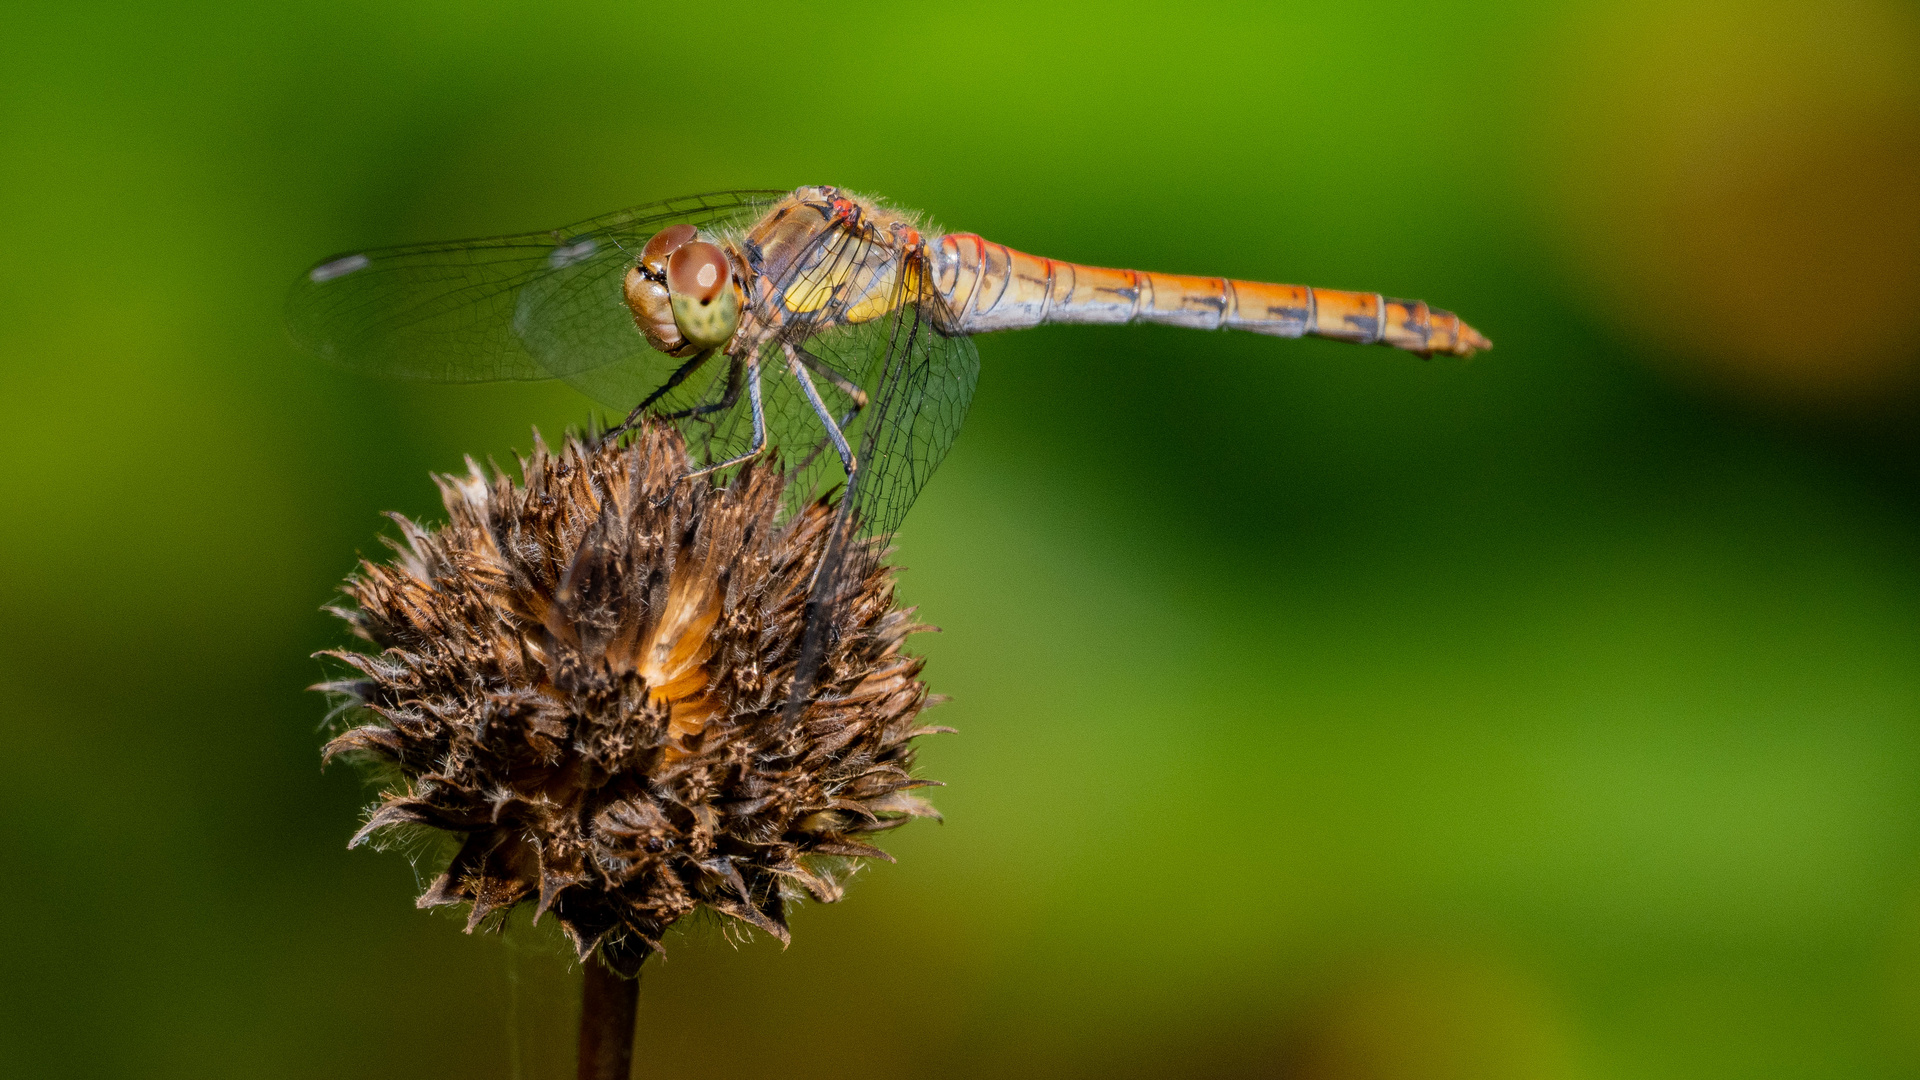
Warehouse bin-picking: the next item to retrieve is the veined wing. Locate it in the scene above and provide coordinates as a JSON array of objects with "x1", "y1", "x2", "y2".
[
  {"x1": 286, "y1": 190, "x2": 782, "y2": 382},
  {"x1": 823, "y1": 273, "x2": 979, "y2": 544},
  {"x1": 782, "y1": 239, "x2": 979, "y2": 714}
]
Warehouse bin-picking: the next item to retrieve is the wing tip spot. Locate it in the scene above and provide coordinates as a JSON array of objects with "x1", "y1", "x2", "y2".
[
  {"x1": 548, "y1": 238, "x2": 598, "y2": 268},
  {"x1": 310, "y1": 254, "x2": 370, "y2": 283}
]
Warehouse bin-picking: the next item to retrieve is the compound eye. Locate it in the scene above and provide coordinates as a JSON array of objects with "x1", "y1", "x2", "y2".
[
  {"x1": 640, "y1": 223, "x2": 697, "y2": 275},
  {"x1": 665, "y1": 241, "x2": 740, "y2": 349},
  {"x1": 667, "y1": 242, "x2": 730, "y2": 305}
]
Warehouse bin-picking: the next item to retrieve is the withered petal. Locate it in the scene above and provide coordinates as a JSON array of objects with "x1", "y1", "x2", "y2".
[
  {"x1": 804, "y1": 839, "x2": 896, "y2": 862},
  {"x1": 319, "y1": 422, "x2": 943, "y2": 962},
  {"x1": 349, "y1": 798, "x2": 485, "y2": 849}
]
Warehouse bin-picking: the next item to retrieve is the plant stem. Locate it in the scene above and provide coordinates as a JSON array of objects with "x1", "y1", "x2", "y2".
[{"x1": 577, "y1": 960, "x2": 639, "y2": 1080}]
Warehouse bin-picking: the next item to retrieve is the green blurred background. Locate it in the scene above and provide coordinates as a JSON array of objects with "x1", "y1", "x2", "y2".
[{"x1": 4, "y1": 1, "x2": 1918, "y2": 1077}]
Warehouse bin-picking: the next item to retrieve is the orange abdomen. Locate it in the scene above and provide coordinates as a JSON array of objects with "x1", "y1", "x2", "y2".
[{"x1": 927, "y1": 233, "x2": 1490, "y2": 357}]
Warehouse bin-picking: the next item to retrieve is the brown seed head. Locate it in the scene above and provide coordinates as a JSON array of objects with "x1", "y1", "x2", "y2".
[{"x1": 316, "y1": 424, "x2": 944, "y2": 975}]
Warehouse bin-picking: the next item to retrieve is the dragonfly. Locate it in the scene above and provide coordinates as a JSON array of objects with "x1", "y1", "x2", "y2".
[{"x1": 289, "y1": 184, "x2": 1490, "y2": 702}]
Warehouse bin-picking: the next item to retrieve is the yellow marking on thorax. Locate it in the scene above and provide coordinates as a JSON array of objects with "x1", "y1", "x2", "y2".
[{"x1": 778, "y1": 233, "x2": 917, "y2": 326}]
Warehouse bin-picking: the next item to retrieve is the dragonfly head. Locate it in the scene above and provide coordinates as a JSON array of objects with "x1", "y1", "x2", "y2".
[{"x1": 623, "y1": 225, "x2": 744, "y2": 356}]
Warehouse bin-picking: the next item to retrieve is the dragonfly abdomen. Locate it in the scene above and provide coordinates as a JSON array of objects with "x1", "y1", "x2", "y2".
[{"x1": 929, "y1": 233, "x2": 1489, "y2": 357}]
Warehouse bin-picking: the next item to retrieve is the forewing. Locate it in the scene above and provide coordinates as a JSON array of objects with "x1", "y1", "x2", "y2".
[{"x1": 286, "y1": 190, "x2": 781, "y2": 381}]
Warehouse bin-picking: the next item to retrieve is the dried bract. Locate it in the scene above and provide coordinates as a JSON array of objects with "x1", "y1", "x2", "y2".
[{"x1": 318, "y1": 425, "x2": 944, "y2": 974}]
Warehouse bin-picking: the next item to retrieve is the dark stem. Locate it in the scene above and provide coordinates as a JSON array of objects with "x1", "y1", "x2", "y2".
[{"x1": 577, "y1": 959, "x2": 640, "y2": 1080}]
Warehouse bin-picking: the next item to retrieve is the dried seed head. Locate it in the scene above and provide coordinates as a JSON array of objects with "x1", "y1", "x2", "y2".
[{"x1": 317, "y1": 424, "x2": 944, "y2": 975}]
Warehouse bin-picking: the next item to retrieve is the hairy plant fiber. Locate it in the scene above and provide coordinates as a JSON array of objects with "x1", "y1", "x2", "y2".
[{"x1": 318, "y1": 424, "x2": 944, "y2": 975}]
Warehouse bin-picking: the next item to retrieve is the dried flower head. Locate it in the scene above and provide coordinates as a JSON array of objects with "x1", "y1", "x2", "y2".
[{"x1": 318, "y1": 424, "x2": 944, "y2": 975}]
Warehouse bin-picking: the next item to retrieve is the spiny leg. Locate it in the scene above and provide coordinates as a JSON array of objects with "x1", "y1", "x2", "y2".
[
  {"x1": 683, "y1": 357, "x2": 766, "y2": 479},
  {"x1": 795, "y1": 346, "x2": 868, "y2": 428},
  {"x1": 784, "y1": 345, "x2": 869, "y2": 475},
  {"x1": 603, "y1": 347, "x2": 718, "y2": 442},
  {"x1": 648, "y1": 352, "x2": 741, "y2": 460},
  {"x1": 657, "y1": 352, "x2": 743, "y2": 422},
  {"x1": 785, "y1": 341, "x2": 856, "y2": 475}
]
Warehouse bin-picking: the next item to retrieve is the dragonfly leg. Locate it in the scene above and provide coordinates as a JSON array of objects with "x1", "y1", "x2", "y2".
[
  {"x1": 794, "y1": 346, "x2": 868, "y2": 427},
  {"x1": 654, "y1": 353, "x2": 742, "y2": 461},
  {"x1": 683, "y1": 358, "x2": 766, "y2": 479},
  {"x1": 785, "y1": 342, "x2": 856, "y2": 475},
  {"x1": 604, "y1": 347, "x2": 718, "y2": 440},
  {"x1": 657, "y1": 352, "x2": 742, "y2": 421}
]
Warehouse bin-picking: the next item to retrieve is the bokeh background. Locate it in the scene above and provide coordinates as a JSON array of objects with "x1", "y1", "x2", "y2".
[{"x1": 4, "y1": 1, "x2": 1918, "y2": 1077}]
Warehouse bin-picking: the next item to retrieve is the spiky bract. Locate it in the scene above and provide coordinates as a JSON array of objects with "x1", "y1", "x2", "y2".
[{"x1": 319, "y1": 425, "x2": 942, "y2": 975}]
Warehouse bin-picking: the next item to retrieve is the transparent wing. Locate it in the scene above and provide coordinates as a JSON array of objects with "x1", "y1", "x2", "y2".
[
  {"x1": 827, "y1": 290, "x2": 980, "y2": 544},
  {"x1": 788, "y1": 245, "x2": 979, "y2": 715},
  {"x1": 286, "y1": 190, "x2": 782, "y2": 381}
]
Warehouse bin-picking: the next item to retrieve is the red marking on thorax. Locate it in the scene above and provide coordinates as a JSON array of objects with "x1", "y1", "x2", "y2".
[{"x1": 828, "y1": 197, "x2": 863, "y2": 228}]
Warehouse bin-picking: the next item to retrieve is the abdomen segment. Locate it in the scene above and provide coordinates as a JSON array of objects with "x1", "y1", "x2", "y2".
[{"x1": 927, "y1": 233, "x2": 1490, "y2": 357}]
